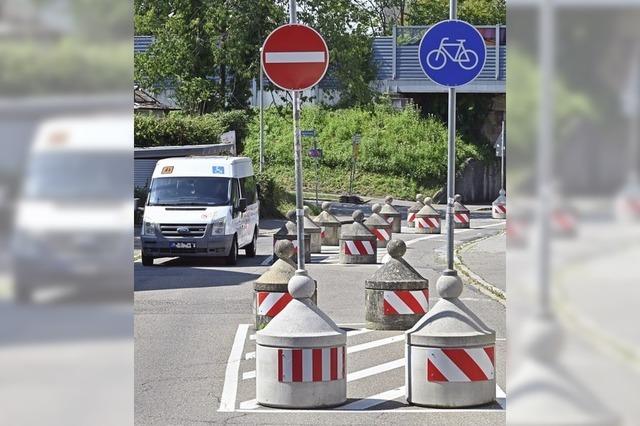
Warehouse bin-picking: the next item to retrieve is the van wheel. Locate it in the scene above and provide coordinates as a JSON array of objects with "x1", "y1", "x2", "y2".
[
  {"x1": 245, "y1": 229, "x2": 257, "y2": 257},
  {"x1": 141, "y1": 253, "x2": 154, "y2": 266},
  {"x1": 226, "y1": 236, "x2": 238, "y2": 265}
]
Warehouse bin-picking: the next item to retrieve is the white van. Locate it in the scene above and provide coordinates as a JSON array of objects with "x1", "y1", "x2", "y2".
[
  {"x1": 140, "y1": 156, "x2": 259, "y2": 265},
  {"x1": 12, "y1": 115, "x2": 132, "y2": 302}
]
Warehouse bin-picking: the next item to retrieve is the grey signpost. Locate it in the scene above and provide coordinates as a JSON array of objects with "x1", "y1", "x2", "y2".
[
  {"x1": 445, "y1": 0, "x2": 457, "y2": 271},
  {"x1": 259, "y1": 48, "x2": 265, "y2": 173},
  {"x1": 349, "y1": 133, "x2": 361, "y2": 196}
]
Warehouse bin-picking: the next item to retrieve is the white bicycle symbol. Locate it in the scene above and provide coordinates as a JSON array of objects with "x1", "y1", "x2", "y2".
[{"x1": 426, "y1": 37, "x2": 479, "y2": 71}]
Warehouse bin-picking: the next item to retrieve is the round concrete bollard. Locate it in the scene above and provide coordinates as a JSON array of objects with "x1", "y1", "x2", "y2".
[
  {"x1": 364, "y1": 204, "x2": 393, "y2": 248},
  {"x1": 303, "y1": 206, "x2": 322, "y2": 253},
  {"x1": 272, "y1": 210, "x2": 311, "y2": 264},
  {"x1": 254, "y1": 240, "x2": 317, "y2": 330},
  {"x1": 405, "y1": 269, "x2": 496, "y2": 407},
  {"x1": 415, "y1": 197, "x2": 441, "y2": 234},
  {"x1": 365, "y1": 240, "x2": 429, "y2": 330},
  {"x1": 339, "y1": 210, "x2": 377, "y2": 264},
  {"x1": 380, "y1": 196, "x2": 402, "y2": 233},
  {"x1": 313, "y1": 202, "x2": 342, "y2": 246},
  {"x1": 256, "y1": 271, "x2": 347, "y2": 408},
  {"x1": 551, "y1": 207, "x2": 577, "y2": 238},
  {"x1": 407, "y1": 194, "x2": 425, "y2": 229},
  {"x1": 492, "y1": 189, "x2": 507, "y2": 219},
  {"x1": 615, "y1": 177, "x2": 640, "y2": 223},
  {"x1": 453, "y1": 194, "x2": 471, "y2": 229}
]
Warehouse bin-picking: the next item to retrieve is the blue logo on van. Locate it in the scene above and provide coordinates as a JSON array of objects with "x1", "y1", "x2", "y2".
[{"x1": 212, "y1": 166, "x2": 225, "y2": 174}]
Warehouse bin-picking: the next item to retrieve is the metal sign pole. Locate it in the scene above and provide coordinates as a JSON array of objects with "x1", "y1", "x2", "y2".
[
  {"x1": 259, "y1": 47, "x2": 265, "y2": 173},
  {"x1": 446, "y1": 0, "x2": 457, "y2": 271},
  {"x1": 314, "y1": 137, "x2": 319, "y2": 207},
  {"x1": 501, "y1": 119, "x2": 506, "y2": 190},
  {"x1": 289, "y1": 0, "x2": 306, "y2": 271}
]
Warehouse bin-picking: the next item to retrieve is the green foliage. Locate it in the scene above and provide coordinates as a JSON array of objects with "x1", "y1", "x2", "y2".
[
  {"x1": 408, "y1": 0, "x2": 506, "y2": 25},
  {"x1": 134, "y1": 111, "x2": 250, "y2": 148},
  {"x1": 244, "y1": 102, "x2": 482, "y2": 199},
  {"x1": 134, "y1": 0, "x2": 285, "y2": 113},
  {"x1": 0, "y1": 39, "x2": 131, "y2": 96}
]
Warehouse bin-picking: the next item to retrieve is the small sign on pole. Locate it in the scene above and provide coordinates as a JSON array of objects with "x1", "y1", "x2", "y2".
[{"x1": 302, "y1": 129, "x2": 316, "y2": 137}]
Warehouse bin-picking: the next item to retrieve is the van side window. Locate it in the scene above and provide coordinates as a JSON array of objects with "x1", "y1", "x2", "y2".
[
  {"x1": 240, "y1": 176, "x2": 257, "y2": 204},
  {"x1": 231, "y1": 179, "x2": 241, "y2": 210}
]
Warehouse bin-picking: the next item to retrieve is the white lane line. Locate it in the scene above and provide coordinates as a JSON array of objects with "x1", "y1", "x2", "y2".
[
  {"x1": 346, "y1": 328, "x2": 372, "y2": 337},
  {"x1": 338, "y1": 322, "x2": 367, "y2": 327},
  {"x1": 249, "y1": 334, "x2": 256, "y2": 341},
  {"x1": 339, "y1": 386, "x2": 406, "y2": 411},
  {"x1": 347, "y1": 358, "x2": 404, "y2": 382},
  {"x1": 239, "y1": 399, "x2": 259, "y2": 410},
  {"x1": 347, "y1": 335, "x2": 404, "y2": 354},
  {"x1": 496, "y1": 385, "x2": 506, "y2": 409},
  {"x1": 243, "y1": 356, "x2": 404, "y2": 383},
  {"x1": 218, "y1": 323, "x2": 250, "y2": 412},
  {"x1": 260, "y1": 255, "x2": 273, "y2": 266},
  {"x1": 245, "y1": 351, "x2": 255, "y2": 360}
]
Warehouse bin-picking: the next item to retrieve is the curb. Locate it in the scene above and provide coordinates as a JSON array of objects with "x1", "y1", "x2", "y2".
[{"x1": 454, "y1": 231, "x2": 506, "y2": 306}]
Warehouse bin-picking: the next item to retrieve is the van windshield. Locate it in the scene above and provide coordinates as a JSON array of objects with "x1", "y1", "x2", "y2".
[{"x1": 148, "y1": 177, "x2": 231, "y2": 206}]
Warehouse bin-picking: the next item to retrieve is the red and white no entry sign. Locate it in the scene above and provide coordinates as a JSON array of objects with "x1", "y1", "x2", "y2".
[{"x1": 261, "y1": 24, "x2": 329, "y2": 91}]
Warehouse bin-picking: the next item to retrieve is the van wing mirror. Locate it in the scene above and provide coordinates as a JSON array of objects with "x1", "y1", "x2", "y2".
[{"x1": 238, "y1": 198, "x2": 248, "y2": 213}]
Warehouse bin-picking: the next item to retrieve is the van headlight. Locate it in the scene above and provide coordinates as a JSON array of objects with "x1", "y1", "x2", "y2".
[
  {"x1": 143, "y1": 222, "x2": 156, "y2": 236},
  {"x1": 211, "y1": 218, "x2": 226, "y2": 235}
]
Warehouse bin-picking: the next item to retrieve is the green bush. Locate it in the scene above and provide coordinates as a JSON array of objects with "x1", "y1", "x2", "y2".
[
  {"x1": 134, "y1": 110, "x2": 250, "y2": 148},
  {"x1": 244, "y1": 102, "x2": 482, "y2": 199}
]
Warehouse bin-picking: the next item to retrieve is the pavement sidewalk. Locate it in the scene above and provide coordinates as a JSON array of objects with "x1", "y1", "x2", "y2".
[{"x1": 457, "y1": 231, "x2": 506, "y2": 296}]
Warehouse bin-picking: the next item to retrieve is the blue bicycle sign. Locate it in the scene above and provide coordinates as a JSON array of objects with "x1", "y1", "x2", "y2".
[{"x1": 419, "y1": 20, "x2": 486, "y2": 87}]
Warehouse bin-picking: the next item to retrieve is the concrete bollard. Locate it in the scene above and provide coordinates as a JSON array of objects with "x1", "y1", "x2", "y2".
[
  {"x1": 615, "y1": 177, "x2": 640, "y2": 222},
  {"x1": 406, "y1": 269, "x2": 496, "y2": 407},
  {"x1": 492, "y1": 189, "x2": 507, "y2": 219},
  {"x1": 256, "y1": 272, "x2": 347, "y2": 408},
  {"x1": 453, "y1": 194, "x2": 471, "y2": 229},
  {"x1": 303, "y1": 206, "x2": 322, "y2": 253},
  {"x1": 415, "y1": 197, "x2": 441, "y2": 234},
  {"x1": 313, "y1": 202, "x2": 342, "y2": 246},
  {"x1": 254, "y1": 240, "x2": 317, "y2": 330},
  {"x1": 380, "y1": 196, "x2": 402, "y2": 233},
  {"x1": 272, "y1": 210, "x2": 311, "y2": 264},
  {"x1": 364, "y1": 203, "x2": 393, "y2": 248},
  {"x1": 407, "y1": 194, "x2": 425, "y2": 228},
  {"x1": 551, "y1": 207, "x2": 577, "y2": 238},
  {"x1": 365, "y1": 240, "x2": 429, "y2": 330},
  {"x1": 339, "y1": 210, "x2": 377, "y2": 264}
]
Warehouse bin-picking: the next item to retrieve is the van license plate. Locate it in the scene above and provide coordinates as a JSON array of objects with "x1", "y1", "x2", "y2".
[{"x1": 171, "y1": 242, "x2": 194, "y2": 249}]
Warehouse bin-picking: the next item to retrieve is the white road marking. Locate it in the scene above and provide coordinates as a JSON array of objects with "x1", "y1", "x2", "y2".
[
  {"x1": 347, "y1": 335, "x2": 404, "y2": 354},
  {"x1": 218, "y1": 323, "x2": 249, "y2": 412},
  {"x1": 347, "y1": 358, "x2": 404, "y2": 382},
  {"x1": 239, "y1": 399, "x2": 259, "y2": 410},
  {"x1": 339, "y1": 386, "x2": 406, "y2": 410},
  {"x1": 496, "y1": 384, "x2": 506, "y2": 409},
  {"x1": 346, "y1": 328, "x2": 372, "y2": 337},
  {"x1": 249, "y1": 334, "x2": 256, "y2": 341},
  {"x1": 265, "y1": 51, "x2": 325, "y2": 63},
  {"x1": 260, "y1": 255, "x2": 273, "y2": 266},
  {"x1": 242, "y1": 370, "x2": 256, "y2": 380},
  {"x1": 245, "y1": 351, "x2": 255, "y2": 360}
]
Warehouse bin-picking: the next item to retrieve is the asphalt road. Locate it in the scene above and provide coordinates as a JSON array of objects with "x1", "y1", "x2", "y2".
[{"x1": 134, "y1": 208, "x2": 506, "y2": 425}]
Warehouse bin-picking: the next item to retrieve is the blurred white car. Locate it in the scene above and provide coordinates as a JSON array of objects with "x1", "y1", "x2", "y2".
[{"x1": 11, "y1": 115, "x2": 132, "y2": 302}]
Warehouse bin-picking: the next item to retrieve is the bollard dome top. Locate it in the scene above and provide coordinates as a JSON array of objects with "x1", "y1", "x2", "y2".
[
  {"x1": 275, "y1": 239, "x2": 295, "y2": 260},
  {"x1": 407, "y1": 271, "x2": 495, "y2": 347},
  {"x1": 286, "y1": 209, "x2": 296, "y2": 221},
  {"x1": 288, "y1": 271, "x2": 315, "y2": 299},
  {"x1": 342, "y1": 209, "x2": 375, "y2": 238},
  {"x1": 454, "y1": 194, "x2": 462, "y2": 203},
  {"x1": 385, "y1": 195, "x2": 394, "y2": 204},
  {"x1": 380, "y1": 197, "x2": 400, "y2": 216},
  {"x1": 365, "y1": 238, "x2": 426, "y2": 289},
  {"x1": 453, "y1": 194, "x2": 469, "y2": 212},
  {"x1": 387, "y1": 239, "x2": 406, "y2": 258},
  {"x1": 364, "y1": 204, "x2": 393, "y2": 227},
  {"x1": 255, "y1": 240, "x2": 296, "y2": 287},
  {"x1": 416, "y1": 193, "x2": 424, "y2": 202},
  {"x1": 417, "y1": 198, "x2": 440, "y2": 217},
  {"x1": 322, "y1": 201, "x2": 331, "y2": 211}
]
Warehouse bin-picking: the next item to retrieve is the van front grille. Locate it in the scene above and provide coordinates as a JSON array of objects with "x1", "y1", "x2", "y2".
[{"x1": 159, "y1": 224, "x2": 207, "y2": 238}]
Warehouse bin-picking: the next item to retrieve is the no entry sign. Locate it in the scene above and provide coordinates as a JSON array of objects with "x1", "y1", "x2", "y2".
[{"x1": 261, "y1": 24, "x2": 329, "y2": 91}]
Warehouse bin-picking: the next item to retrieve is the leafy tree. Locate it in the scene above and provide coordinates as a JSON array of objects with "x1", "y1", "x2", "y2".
[
  {"x1": 134, "y1": 0, "x2": 285, "y2": 113},
  {"x1": 298, "y1": 0, "x2": 376, "y2": 106},
  {"x1": 408, "y1": 0, "x2": 505, "y2": 25}
]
